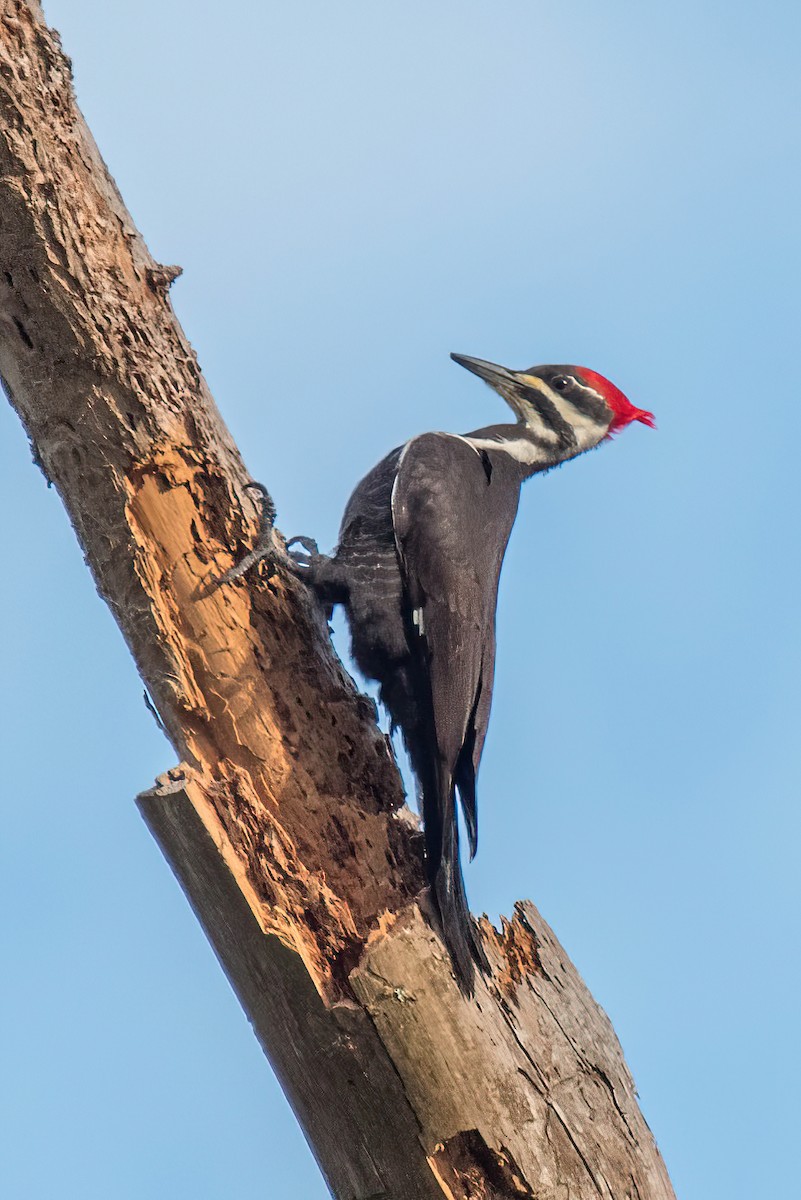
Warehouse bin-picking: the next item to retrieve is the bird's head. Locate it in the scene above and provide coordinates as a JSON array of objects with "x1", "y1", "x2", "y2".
[{"x1": 451, "y1": 354, "x2": 655, "y2": 451}]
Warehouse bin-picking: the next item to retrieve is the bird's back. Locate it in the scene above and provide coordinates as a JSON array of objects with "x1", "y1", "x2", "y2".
[{"x1": 320, "y1": 431, "x2": 526, "y2": 989}]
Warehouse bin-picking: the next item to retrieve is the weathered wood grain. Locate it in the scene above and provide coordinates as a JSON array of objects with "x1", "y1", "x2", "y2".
[
  {"x1": 0, "y1": 3, "x2": 676, "y2": 1196},
  {"x1": 138, "y1": 776, "x2": 443, "y2": 1199}
]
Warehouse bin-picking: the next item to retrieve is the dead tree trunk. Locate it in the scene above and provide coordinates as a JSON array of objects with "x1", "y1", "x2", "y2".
[{"x1": 0, "y1": 4, "x2": 676, "y2": 1197}]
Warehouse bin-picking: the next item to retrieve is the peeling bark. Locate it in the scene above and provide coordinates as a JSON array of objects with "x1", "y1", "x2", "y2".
[{"x1": 0, "y1": 4, "x2": 676, "y2": 1197}]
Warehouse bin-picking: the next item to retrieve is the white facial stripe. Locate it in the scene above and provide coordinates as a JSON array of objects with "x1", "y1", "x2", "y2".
[
  {"x1": 520, "y1": 377, "x2": 609, "y2": 452},
  {"x1": 494, "y1": 378, "x2": 562, "y2": 446},
  {"x1": 552, "y1": 394, "x2": 608, "y2": 450},
  {"x1": 521, "y1": 412, "x2": 562, "y2": 444},
  {"x1": 496, "y1": 374, "x2": 562, "y2": 446}
]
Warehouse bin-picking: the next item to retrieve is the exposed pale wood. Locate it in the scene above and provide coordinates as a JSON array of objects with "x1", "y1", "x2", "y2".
[
  {"x1": 0, "y1": 0, "x2": 421, "y2": 991},
  {"x1": 138, "y1": 775, "x2": 443, "y2": 1200},
  {"x1": 0, "y1": 3, "x2": 676, "y2": 1197}
]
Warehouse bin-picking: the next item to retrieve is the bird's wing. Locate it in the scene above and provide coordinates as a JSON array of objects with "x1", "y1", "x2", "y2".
[{"x1": 391, "y1": 433, "x2": 518, "y2": 860}]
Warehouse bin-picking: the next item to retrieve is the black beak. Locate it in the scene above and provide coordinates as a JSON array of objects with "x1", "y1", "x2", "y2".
[
  {"x1": 451, "y1": 352, "x2": 544, "y2": 425},
  {"x1": 450, "y1": 353, "x2": 517, "y2": 388}
]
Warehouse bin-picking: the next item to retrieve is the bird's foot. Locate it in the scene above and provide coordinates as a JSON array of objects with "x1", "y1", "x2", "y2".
[
  {"x1": 201, "y1": 481, "x2": 277, "y2": 595},
  {"x1": 285, "y1": 537, "x2": 344, "y2": 620},
  {"x1": 285, "y1": 535, "x2": 322, "y2": 574},
  {"x1": 245, "y1": 481, "x2": 277, "y2": 535}
]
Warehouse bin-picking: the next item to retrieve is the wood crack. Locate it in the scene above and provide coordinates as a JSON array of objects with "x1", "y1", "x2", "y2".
[{"x1": 0, "y1": 5, "x2": 676, "y2": 1198}]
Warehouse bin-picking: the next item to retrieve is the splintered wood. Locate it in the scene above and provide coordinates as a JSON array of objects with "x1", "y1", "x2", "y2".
[
  {"x1": 0, "y1": 0, "x2": 421, "y2": 992},
  {"x1": 1, "y1": 4, "x2": 675, "y2": 1197}
]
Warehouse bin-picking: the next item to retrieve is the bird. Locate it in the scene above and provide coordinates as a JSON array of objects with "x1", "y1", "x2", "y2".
[{"x1": 286, "y1": 354, "x2": 655, "y2": 992}]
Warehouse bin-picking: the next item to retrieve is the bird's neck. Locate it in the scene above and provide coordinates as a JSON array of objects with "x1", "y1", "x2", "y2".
[{"x1": 462, "y1": 423, "x2": 586, "y2": 479}]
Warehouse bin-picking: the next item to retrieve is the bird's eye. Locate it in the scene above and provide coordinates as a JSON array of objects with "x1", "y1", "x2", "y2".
[{"x1": 552, "y1": 375, "x2": 571, "y2": 392}]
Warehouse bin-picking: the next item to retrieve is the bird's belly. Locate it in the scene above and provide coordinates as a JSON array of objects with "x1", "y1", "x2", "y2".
[{"x1": 340, "y1": 543, "x2": 408, "y2": 684}]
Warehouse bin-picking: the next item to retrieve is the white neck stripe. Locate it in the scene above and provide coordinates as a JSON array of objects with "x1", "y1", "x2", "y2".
[{"x1": 464, "y1": 434, "x2": 554, "y2": 466}]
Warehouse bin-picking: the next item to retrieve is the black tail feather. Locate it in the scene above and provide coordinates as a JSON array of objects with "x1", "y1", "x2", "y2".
[
  {"x1": 433, "y1": 840, "x2": 489, "y2": 994},
  {"x1": 453, "y1": 679, "x2": 483, "y2": 860},
  {"x1": 453, "y1": 750, "x2": 478, "y2": 861},
  {"x1": 423, "y1": 760, "x2": 489, "y2": 994},
  {"x1": 403, "y1": 661, "x2": 488, "y2": 992}
]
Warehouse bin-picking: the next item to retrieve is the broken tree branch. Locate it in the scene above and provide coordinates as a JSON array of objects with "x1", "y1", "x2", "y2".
[{"x1": 0, "y1": 3, "x2": 675, "y2": 1197}]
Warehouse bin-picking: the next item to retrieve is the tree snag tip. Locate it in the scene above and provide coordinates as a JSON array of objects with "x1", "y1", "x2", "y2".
[{"x1": 147, "y1": 263, "x2": 183, "y2": 295}]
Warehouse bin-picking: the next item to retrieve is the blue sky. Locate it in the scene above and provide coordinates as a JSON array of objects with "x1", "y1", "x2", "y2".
[{"x1": 2, "y1": 2, "x2": 800, "y2": 1197}]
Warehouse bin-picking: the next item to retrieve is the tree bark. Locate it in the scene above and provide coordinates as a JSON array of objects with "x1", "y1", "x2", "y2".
[{"x1": 0, "y1": 4, "x2": 676, "y2": 1197}]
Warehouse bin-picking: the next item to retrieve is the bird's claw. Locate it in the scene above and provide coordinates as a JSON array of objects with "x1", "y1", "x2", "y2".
[
  {"x1": 286, "y1": 535, "x2": 320, "y2": 570},
  {"x1": 245, "y1": 482, "x2": 277, "y2": 536},
  {"x1": 201, "y1": 480, "x2": 277, "y2": 595}
]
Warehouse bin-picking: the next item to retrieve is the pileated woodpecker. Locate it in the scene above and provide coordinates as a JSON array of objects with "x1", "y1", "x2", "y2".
[{"x1": 287, "y1": 355, "x2": 654, "y2": 992}]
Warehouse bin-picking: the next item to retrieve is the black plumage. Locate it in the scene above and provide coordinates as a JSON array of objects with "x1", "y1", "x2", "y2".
[{"x1": 288, "y1": 354, "x2": 653, "y2": 990}]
